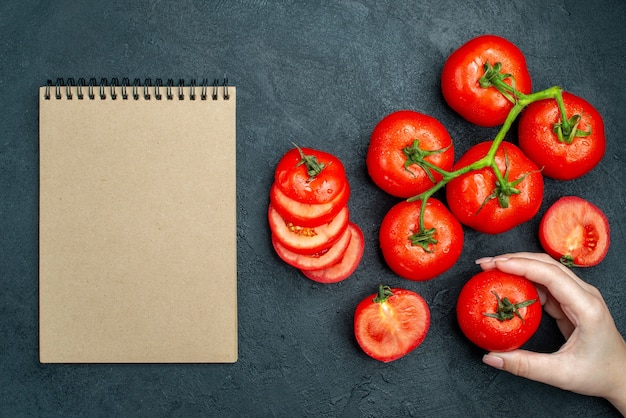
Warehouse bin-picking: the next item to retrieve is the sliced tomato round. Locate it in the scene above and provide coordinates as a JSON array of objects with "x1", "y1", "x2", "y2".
[
  {"x1": 300, "y1": 223, "x2": 364, "y2": 283},
  {"x1": 539, "y1": 196, "x2": 610, "y2": 267},
  {"x1": 268, "y1": 204, "x2": 349, "y2": 255},
  {"x1": 269, "y1": 182, "x2": 350, "y2": 227},
  {"x1": 272, "y1": 224, "x2": 352, "y2": 271},
  {"x1": 354, "y1": 286, "x2": 430, "y2": 362}
]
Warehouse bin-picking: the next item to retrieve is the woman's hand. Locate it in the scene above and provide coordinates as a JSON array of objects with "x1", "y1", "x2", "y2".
[{"x1": 475, "y1": 252, "x2": 626, "y2": 414}]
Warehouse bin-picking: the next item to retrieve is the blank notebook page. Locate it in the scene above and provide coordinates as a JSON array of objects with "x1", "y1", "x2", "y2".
[{"x1": 39, "y1": 80, "x2": 237, "y2": 363}]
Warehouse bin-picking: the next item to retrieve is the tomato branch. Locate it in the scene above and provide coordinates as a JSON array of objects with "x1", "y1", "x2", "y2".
[{"x1": 406, "y1": 84, "x2": 565, "y2": 243}]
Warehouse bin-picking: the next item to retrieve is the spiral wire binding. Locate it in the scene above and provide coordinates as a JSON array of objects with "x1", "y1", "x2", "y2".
[{"x1": 44, "y1": 78, "x2": 230, "y2": 101}]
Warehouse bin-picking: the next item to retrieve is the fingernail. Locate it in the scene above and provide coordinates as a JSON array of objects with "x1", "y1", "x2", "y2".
[
  {"x1": 475, "y1": 257, "x2": 493, "y2": 264},
  {"x1": 482, "y1": 354, "x2": 504, "y2": 370}
]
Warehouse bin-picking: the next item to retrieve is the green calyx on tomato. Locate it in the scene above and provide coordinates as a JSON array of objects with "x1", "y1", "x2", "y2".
[
  {"x1": 478, "y1": 62, "x2": 518, "y2": 105},
  {"x1": 477, "y1": 148, "x2": 538, "y2": 212},
  {"x1": 552, "y1": 101, "x2": 592, "y2": 145},
  {"x1": 293, "y1": 142, "x2": 327, "y2": 179},
  {"x1": 402, "y1": 139, "x2": 451, "y2": 183},
  {"x1": 482, "y1": 291, "x2": 537, "y2": 322},
  {"x1": 408, "y1": 227, "x2": 437, "y2": 252},
  {"x1": 372, "y1": 284, "x2": 394, "y2": 303}
]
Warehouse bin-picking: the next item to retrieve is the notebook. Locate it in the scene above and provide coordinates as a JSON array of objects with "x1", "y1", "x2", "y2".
[{"x1": 39, "y1": 78, "x2": 237, "y2": 363}]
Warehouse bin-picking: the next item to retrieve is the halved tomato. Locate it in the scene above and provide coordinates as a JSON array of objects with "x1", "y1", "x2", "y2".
[
  {"x1": 539, "y1": 196, "x2": 610, "y2": 267},
  {"x1": 268, "y1": 204, "x2": 349, "y2": 255},
  {"x1": 354, "y1": 285, "x2": 430, "y2": 362},
  {"x1": 301, "y1": 223, "x2": 364, "y2": 283},
  {"x1": 272, "y1": 224, "x2": 353, "y2": 271},
  {"x1": 269, "y1": 182, "x2": 350, "y2": 227}
]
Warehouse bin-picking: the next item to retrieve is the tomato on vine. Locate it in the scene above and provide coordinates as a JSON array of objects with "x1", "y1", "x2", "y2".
[
  {"x1": 379, "y1": 198, "x2": 463, "y2": 281},
  {"x1": 441, "y1": 34, "x2": 532, "y2": 127},
  {"x1": 445, "y1": 141, "x2": 544, "y2": 234},
  {"x1": 367, "y1": 110, "x2": 454, "y2": 198},
  {"x1": 518, "y1": 92, "x2": 606, "y2": 180}
]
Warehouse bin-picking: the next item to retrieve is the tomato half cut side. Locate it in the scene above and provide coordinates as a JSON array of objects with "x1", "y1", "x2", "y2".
[
  {"x1": 539, "y1": 196, "x2": 610, "y2": 267},
  {"x1": 269, "y1": 182, "x2": 350, "y2": 227},
  {"x1": 354, "y1": 286, "x2": 430, "y2": 362},
  {"x1": 268, "y1": 204, "x2": 349, "y2": 255},
  {"x1": 271, "y1": 224, "x2": 352, "y2": 271},
  {"x1": 301, "y1": 223, "x2": 364, "y2": 284}
]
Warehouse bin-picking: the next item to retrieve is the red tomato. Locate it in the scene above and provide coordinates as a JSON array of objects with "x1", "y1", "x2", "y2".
[
  {"x1": 269, "y1": 182, "x2": 350, "y2": 228},
  {"x1": 366, "y1": 110, "x2": 455, "y2": 198},
  {"x1": 379, "y1": 198, "x2": 464, "y2": 281},
  {"x1": 445, "y1": 141, "x2": 544, "y2": 234},
  {"x1": 272, "y1": 223, "x2": 352, "y2": 271},
  {"x1": 301, "y1": 223, "x2": 364, "y2": 283},
  {"x1": 274, "y1": 146, "x2": 348, "y2": 204},
  {"x1": 518, "y1": 92, "x2": 606, "y2": 180},
  {"x1": 441, "y1": 34, "x2": 532, "y2": 127},
  {"x1": 268, "y1": 204, "x2": 349, "y2": 255},
  {"x1": 457, "y1": 270, "x2": 542, "y2": 352},
  {"x1": 539, "y1": 196, "x2": 610, "y2": 267},
  {"x1": 354, "y1": 285, "x2": 430, "y2": 362}
]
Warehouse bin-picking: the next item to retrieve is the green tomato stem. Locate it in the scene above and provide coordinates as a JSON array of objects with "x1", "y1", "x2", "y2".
[
  {"x1": 373, "y1": 285, "x2": 394, "y2": 304},
  {"x1": 406, "y1": 85, "x2": 565, "y2": 238},
  {"x1": 482, "y1": 291, "x2": 537, "y2": 322}
]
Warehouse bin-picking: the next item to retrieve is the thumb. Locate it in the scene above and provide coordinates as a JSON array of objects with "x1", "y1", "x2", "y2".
[{"x1": 483, "y1": 350, "x2": 570, "y2": 389}]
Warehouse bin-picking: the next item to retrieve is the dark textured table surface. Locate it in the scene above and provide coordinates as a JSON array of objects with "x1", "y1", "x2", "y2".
[{"x1": 1, "y1": 0, "x2": 625, "y2": 416}]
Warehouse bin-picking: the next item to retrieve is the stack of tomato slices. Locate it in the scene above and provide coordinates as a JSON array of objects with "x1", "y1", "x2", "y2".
[{"x1": 268, "y1": 145, "x2": 364, "y2": 283}]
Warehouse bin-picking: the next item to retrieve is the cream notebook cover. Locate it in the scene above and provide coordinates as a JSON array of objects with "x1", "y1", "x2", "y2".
[{"x1": 39, "y1": 78, "x2": 237, "y2": 363}]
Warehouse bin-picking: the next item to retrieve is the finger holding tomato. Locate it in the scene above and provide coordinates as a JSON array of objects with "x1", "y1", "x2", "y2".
[
  {"x1": 367, "y1": 110, "x2": 454, "y2": 198},
  {"x1": 379, "y1": 198, "x2": 464, "y2": 281},
  {"x1": 445, "y1": 141, "x2": 544, "y2": 234},
  {"x1": 441, "y1": 34, "x2": 532, "y2": 127}
]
